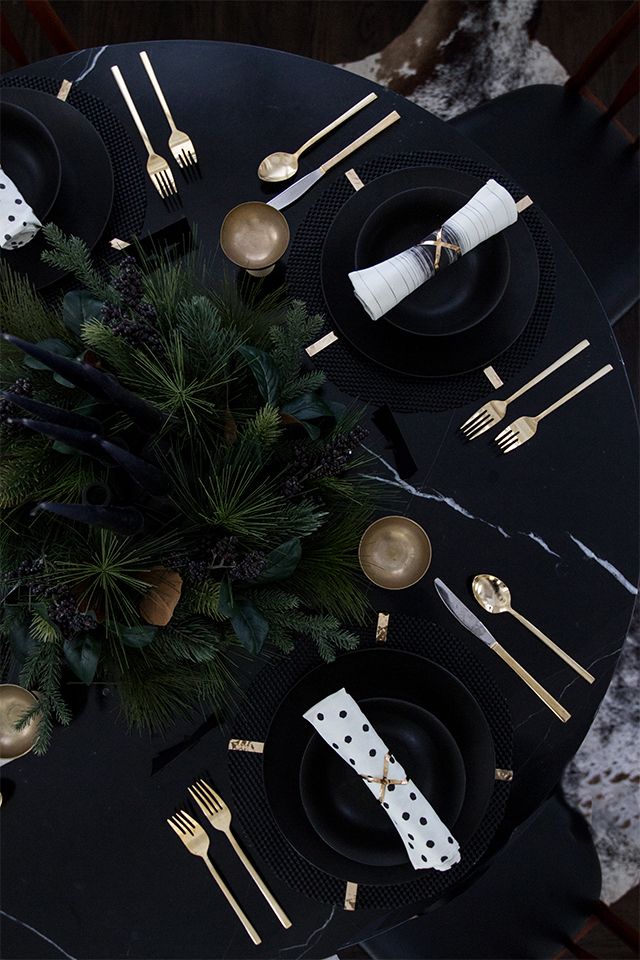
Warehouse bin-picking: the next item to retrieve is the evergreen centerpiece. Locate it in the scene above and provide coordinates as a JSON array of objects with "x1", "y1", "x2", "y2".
[{"x1": 0, "y1": 227, "x2": 374, "y2": 752}]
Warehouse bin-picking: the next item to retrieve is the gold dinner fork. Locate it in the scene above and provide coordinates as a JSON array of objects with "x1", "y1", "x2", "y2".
[
  {"x1": 140, "y1": 51, "x2": 198, "y2": 169},
  {"x1": 111, "y1": 65, "x2": 177, "y2": 200},
  {"x1": 495, "y1": 363, "x2": 613, "y2": 453},
  {"x1": 167, "y1": 810, "x2": 261, "y2": 944},
  {"x1": 460, "y1": 340, "x2": 590, "y2": 440},
  {"x1": 188, "y1": 780, "x2": 292, "y2": 929}
]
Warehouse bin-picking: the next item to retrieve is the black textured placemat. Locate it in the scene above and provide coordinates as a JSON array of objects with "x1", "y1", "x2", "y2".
[
  {"x1": 287, "y1": 151, "x2": 555, "y2": 413},
  {"x1": 0, "y1": 74, "x2": 146, "y2": 257},
  {"x1": 228, "y1": 616, "x2": 512, "y2": 909}
]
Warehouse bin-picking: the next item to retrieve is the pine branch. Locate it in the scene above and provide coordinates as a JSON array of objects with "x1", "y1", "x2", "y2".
[
  {"x1": 18, "y1": 629, "x2": 71, "y2": 754},
  {"x1": 269, "y1": 301, "x2": 324, "y2": 393},
  {"x1": 40, "y1": 225, "x2": 112, "y2": 301},
  {"x1": 0, "y1": 262, "x2": 64, "y2": 342}
]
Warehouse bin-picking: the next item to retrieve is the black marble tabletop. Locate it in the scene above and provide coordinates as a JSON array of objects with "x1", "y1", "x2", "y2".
[{"x1": 1, "y1": 40, "x2": 638, "y2": 960}]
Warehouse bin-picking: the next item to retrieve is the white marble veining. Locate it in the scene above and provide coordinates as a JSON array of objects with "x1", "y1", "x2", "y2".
[
  {"x1": 63, "y1": 45, "x2": 108, "y2": 83},
  {"x1": 0, "y1": 910, "x2": 77, "y2": 960},
  {"x1": 278, "y1": 906, "x2": 337, "y2": 958},
  {"x1": 569, "y1": 535, "x2": 638, "y2": 596}
]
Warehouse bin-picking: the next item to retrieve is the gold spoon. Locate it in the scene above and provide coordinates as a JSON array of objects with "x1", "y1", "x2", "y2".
[
  {"x1": 472, "y1": 574, "x2": 595, "y2": 684},
  {"x1": 257, "y1": 92, "x2": 377, "y2": 182}
]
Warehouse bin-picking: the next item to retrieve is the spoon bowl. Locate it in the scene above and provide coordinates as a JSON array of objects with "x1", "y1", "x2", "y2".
[
  {"x1": 472, "y1": 574, "x2": 512, "y2": 614},
  {"x1": 257, "y1": 151, "x2": 300, "y2": 183}
]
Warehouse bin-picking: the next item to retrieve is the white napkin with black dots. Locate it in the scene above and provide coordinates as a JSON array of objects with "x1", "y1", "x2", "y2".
[
  {"x1": 303, "y1": 688, "x2": 461, "y2": 871},
  {"x1": 0, "y1": 167, "x2": 42, "y2": 250}
]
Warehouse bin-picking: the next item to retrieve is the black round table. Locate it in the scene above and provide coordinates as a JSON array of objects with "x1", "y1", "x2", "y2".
[{"x1": 1, "y1": 40, "x2": 638, "y2": 960}]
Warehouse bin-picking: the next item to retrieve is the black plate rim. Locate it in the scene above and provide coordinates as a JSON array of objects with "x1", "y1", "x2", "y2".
[
  {"x1": 0, "y1": 87, "x2": 115, "y2": 290},
  {"x1": 320, "y1": 166, "x2": 540, "y2": 378},
  {"x1": 0, "y1": 101, "x2": 62, "y2": 222},
  {"x1": 263, "y1": 647, "x2": 496, "y2": 884},
  {"x1": 353, "y1": 185, "x2": 511, "y2": 338}
]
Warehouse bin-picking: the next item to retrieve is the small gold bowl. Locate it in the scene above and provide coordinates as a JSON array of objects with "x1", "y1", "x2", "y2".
[
  {"x1": 0, "y1": 684, "x2": 40, "y2": 762},
  {"x1": 358, "y1": 516, "x2": 432, "y2": 590},
  {"x1": 220, "y1": 201, "x2": 290, "y2": 277}
]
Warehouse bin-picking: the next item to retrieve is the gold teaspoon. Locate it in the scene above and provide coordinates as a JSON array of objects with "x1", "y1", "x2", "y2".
[
  {"x1": 257, "y1": 92, "x2": 377, "y2": 182},
  {"x1": 472, "y1": 574, "x2": 595, "y2": 684}
]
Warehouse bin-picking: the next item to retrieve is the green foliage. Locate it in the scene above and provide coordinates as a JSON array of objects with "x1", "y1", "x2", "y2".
[
  {"x1": 18, "y1": 629, "x2": 71, "y2": 754},
  {"x1": 0, "y1": 261, "x2": 64, "y2": 344},
  {"x1": 269, "y1": 301, "x2": 325, "y2": 399},
  {"x1": 40, "y1": 224, "x2": 112, "y2": 301}
]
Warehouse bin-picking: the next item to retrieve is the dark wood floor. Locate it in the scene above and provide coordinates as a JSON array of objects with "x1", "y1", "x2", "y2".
[{"x1": 1, "y1": 2, "x2": 638, "y2": 953}]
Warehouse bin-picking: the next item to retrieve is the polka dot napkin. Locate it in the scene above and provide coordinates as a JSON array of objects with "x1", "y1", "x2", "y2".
[
  {"x1": 0, "y1": 167, "x2": 42, "y2": 250},
  {"x1": 303, "y1": 688, "x2": 461, "y2": 871}
]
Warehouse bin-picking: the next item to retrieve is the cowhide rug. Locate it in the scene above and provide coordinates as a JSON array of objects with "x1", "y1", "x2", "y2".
[{"x1": 342, "y1": 0, "x2": 638, "y2": 905}]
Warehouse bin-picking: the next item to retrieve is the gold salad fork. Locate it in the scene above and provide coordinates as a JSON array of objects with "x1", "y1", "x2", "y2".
[
  {"x1": 460, "y1": 340, "x2": 590, "y2": 439},
  {"x1": 189, "y1": 780, "x2": 292, "y2": 929},
  {"x1": 167, "y1": 810, "x2": 261, "y2": 945},
  {"x1": 111, "y1": 65, "x2": 177, "y2": 199},
  {"x1": 140, "y1": 51, "x2": 198, "y2": 169},
  {"x1": 496, "y1": 364, "x2": 613, "y2": 453}
]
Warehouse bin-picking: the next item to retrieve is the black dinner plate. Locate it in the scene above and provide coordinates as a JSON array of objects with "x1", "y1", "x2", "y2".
[
  {"x1": 0, "y1": 102, "x2": 62, "y2": 222},
  {"x1": 300, "y1": 696, "x2": 466, "y2": 867},
  {"x1": 263, "y1": 648, "x2": 495, "y2": 884},
  {"x1": 320, "y1": 167, "x2": 539, "y2": 378},
  {"x1": 0, "y1": 88, "x2": 114, "y2": 290},
  {"x1": 354, "y1": 187, "x2": 510, "y2": 337}
]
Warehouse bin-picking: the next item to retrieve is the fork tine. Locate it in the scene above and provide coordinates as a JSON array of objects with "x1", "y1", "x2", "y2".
[
  {"x1": 500, "y1": 439, "x2": 520, "y2": 454},
  {"x1": 188, "y1": 783, "x2": 215, "y2": 815},
  {"x1": 497, "y1": 433, "x2": 519, "y2": 450},
  {"x1": 151, "y1": 173, "x2": 166, "y2": 198},
  {"x1": 496, "y1": 430, "x2": 515, "y2": 446},
  {"x1": 198, "y1": 780, "x2": 224, "y2": 811},
  {"x1": 460, "y1": 409, "x2": 487, "y2": 432},
  {"x1": 181, "y1": 149, "x2": 191, "y2": 168},
  {"x1": 167, "y1": 816, "x2": 185, "y2": 835},
  {"x1": 465, "y1": 417, "x2": 495, "y2": 440},
  {"x1": 160, "y1": 170, "x2": 172, "y2": 196},
  {"x1": 175, "y1": 809, "x2": 197, "y2": 833},
  {"x1": 189, "y1": 150, "x2": 198, "y2": 166},
  {"x1": 495, "y1": 425, "x2": 512, "y2": 443},
  {"x1": 175, "y1": 151, "x2": 184, "y2": 169}
]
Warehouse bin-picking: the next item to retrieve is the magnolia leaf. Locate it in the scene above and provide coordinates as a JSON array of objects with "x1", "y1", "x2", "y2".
[
  {"x1": 4, "y1": 608, "x2": 35, "y2": 662},
  {"x1": 52, "y1": 372, "x2": 76, "y2": 389},
  {"x1": 257, "y1": 538, "x2": 302, "y2": 582},
  {"x1": 63, "y1": 633, "x2": 101, "y2": 684},
  {"x1": 228, "y1": 596, "x2": 269, "y2": 654},
  {"x1": 280, "y1": 392, "x2": 334, "y2": 422},
  {"x1": 63, "y1": 290, "x2": 105, "y2": 337},
  {"x1": 139, "y1": 566, "x2": 183, "y2": 627},
  {"x1": 52, "y1": 441, "x2": 81, "y2": 455},
  {"x1": 238, "y1": 346, "x2": 280, "y2": 404},
  {"x1": 119, "y1": 624, "x2": 157, "y2": 648},
  {"x1": 23, "y1": 338, "x2": 75, "y2": 370},
  {"x1": 280, "y1": 412, "x2": 320, "y2": 440},
  {"x1": 218, "y1": 576, "x2": 234, "y2": 618}
]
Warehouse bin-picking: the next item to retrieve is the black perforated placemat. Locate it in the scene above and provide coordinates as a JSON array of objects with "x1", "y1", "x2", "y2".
[
  {"x1": 287, "y1": 152, "x2": 555, "y2": 413},
  {"x1": 0, "y1": 74, "x2": 147, "y2": 256},
  {"x1": 228, "y1": 616, "x2": 512, "y2": 910}
]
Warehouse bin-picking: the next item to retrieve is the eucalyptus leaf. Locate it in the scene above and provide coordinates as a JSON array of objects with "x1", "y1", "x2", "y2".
[
  {"x1": 23, "y1": 338, "x2": 75, "y2": 371},
  {"x1": 52, "y1": 440, "x2": 81, "y2": 455},
  {"x1": 238, "y1": 346, "x2": 280, "y2": 403},
  {"x1": 228, "y1": 596, "x2": 269, "y2": 654},
  {"x1": 63, "y1": 633, "x2": 101, "y2": 684},
  {"x1": 63, "y1": 290, "x2": 105, "y2": 338},
  {"x1": 52, "y1": 373, "x2": 77, "y2": 389},
  {"x1": 257, "y1": 538, "x2": 302, "y2": 582},
  {"x1": 119, "y1": 624, "x2": 157, "y2": 648}
]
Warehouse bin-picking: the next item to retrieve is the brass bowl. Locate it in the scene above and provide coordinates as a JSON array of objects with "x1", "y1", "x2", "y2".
[
  {"x1": 358, "y1": 516, "x2": 432, "y2": 590},
  {"x1": 0, "y1": 685, "x2": 40, "y2": 761},
  {"x1": 220, "y1": 201, "x2": 290, "y2": 277}
]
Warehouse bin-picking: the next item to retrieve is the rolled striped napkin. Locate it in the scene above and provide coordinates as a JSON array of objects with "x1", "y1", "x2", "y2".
[
  {"x1": 349, "y1": 179, "x2": 518, "y2": 322},
  {"x1": 0, "y1": 166, "x2": 42, "y2": 250},
  {"x1": 303, "y1": 687, "x2": 461, "y2": 871}
]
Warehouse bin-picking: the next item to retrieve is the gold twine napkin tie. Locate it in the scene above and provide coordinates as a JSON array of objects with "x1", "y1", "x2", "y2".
[
  {"x1": 358, "y1": 752, "x2": 408, "y2": 802},
  {"x1": 420, "y1": 228, "x2": 461, "y2": 271}
]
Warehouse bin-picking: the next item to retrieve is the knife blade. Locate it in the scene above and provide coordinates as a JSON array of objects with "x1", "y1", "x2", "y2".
[
  {"x1": 434, "y1": 578, "x2": 571, "y2": 723},
  {"x1": 267, "y1": 110, "x2": 400, "y2": 211}
]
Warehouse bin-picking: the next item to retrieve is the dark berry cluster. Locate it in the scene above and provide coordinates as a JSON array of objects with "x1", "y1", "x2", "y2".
[
  {"x1": 43, "y1": 586, "x2": 96, "y2": 636},
  {"x1": 282, "y1": 425, "x2": 367, "y2": 496},
  {"x1": 0, "y1": 377, "x2": 32, "y2": 430},
  {"x1": 11, "y1": 556, "x2": 45, "y2": 589},
  {"x1": 230, "y1": 551, "x2": 267, "y2": 583},
  {"x1": 102, "y1": 257, "x2": 163, "y2": 353},
  {"x1": 167, "y1": 535, "x2": 239, "y2": 583}
]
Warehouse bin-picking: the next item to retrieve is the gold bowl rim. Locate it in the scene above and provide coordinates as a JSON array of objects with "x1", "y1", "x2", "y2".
[
  {"x1": 358, "y1": 515, "x2": 432, "y2": 590},
  {"x1": 0, "y1": 684, "x2": 40, "y2": 761},
  {"x1": 219, "y1": 201, "x2": 290, "y2": 270}
]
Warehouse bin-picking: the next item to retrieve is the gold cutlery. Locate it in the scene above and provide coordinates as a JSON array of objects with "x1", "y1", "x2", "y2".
[
  {"x1": 167, "y1": 810, "x2": 261, "y2": 944},
  {"x1": 258, "y1": 91, "x2": 377, "y2": 182},
  {"x1": 266, "y1": 111, "x2": 400, "y2": 211},
  {"x1": 496, "y1": 364, "x2": 613, "y2": 453},
  {"x1": 472, "y1": 575, "x2": 595, "y2": 683},
  {"x1": 434, "y1": 578, "x2": 571, "y2": 722},
  {"x1": 460, "y1": 339, "x2": 590, "y2": 439},
  {"x1": 139, "y1": 51, "x2": 198, "y2": 169},
  {"x1": 189, "y1": 780, "x2": 292, "y2": 929},
  {"x1": 111, "y1": 65, "x2": 177, "y2": 199}
]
